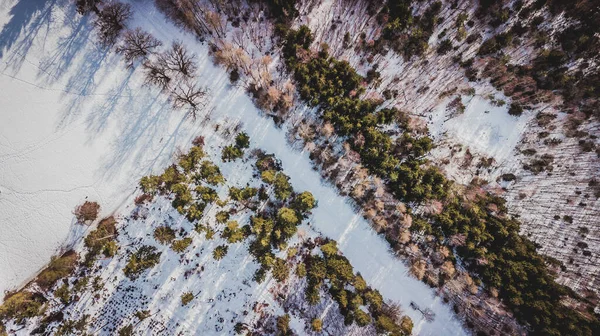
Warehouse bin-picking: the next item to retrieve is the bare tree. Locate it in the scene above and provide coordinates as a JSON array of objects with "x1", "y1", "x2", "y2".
[
  {"x1": 76, "y1": 0, "x2": 100, "y2": 14},
  {"x1": 171, "y1": 80, "x2": 207, "y2": 119},
  {"x1": 95, "y1": 2, "x2": 132, "y2": 47},
  {"x1": 116, "y1": 28, "x2": 163, "y2": 68},
  {"x1": 143, "y1": 58, "x2": 171, "y2": 91},
  {"x1": 161, "y1": 41, "x2": 197, "y2": 78}
]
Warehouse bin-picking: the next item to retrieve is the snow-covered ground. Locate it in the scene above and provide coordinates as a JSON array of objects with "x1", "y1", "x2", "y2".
[{"x1": 0, "y1": 0, "x2": 467, "y2": 334}]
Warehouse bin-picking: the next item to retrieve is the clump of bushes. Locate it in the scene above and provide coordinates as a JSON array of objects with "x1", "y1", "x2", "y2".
[
  {"x1": 222, "y1": 132, "x2": 250, "y2": 162},
  {"x1": 84, "y1": 216, "x2": 118, "y2": 263}
]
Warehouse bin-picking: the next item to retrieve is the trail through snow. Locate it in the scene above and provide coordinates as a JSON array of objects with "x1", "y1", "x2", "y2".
[{"x1": 0, "y1": 1, "x2": 466, "y2": 334}]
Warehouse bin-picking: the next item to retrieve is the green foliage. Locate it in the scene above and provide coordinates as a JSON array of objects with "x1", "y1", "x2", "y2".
[
  {"x1": 364, "y1": 289, "x2": 383, "y2": 311},
  {"x1": 178, "y1": 145, "x2": 205, "y2": 173},
  {"x1": 229, "y1": 186, "x2": 257, "y2": 203},
  {"x1": 282, "y1": 27, "x2": 447, "y2": 203},
  {"x1": 84, "y1": 216, "x2": 118, "y2": 262},
  {"x1": 320, "y1": 241, "x2": 338, "y2": 258},
  {"x1": 222, "y1": 132, "x2": 250, "y2": 162},
  {"x1": 171, "y1": 237, "x2": 193, "y2": 253},
  {"x1": 123, "y1": 245, "x2": 161, "y2": 279},
  {"x1": 118, "y1": 324, "x2": 133, "y2": 336},
  {"x1": 273, "y1": 172, "x2": 293, "y2": 200},
  {"x1": 153, "y1": 226, "x2": 176, "y2": 245},
  {"x1": 296, "y1": 263, "x2": 307, "y2": 277},
  {"x1": 36, "y1": 251, "x2": 78, "y2": 290},
  {"x1": 213, "y1": 245, "x2": 228, "y2": 260},
  {"x1": 140, "y1": 175, "x2": 161, "y2": 194},
  {"x1": 353, "y1": 274, "x2": 367, "y2": 292},
  {"x1": 54, "y1": 283, "x2": 70, "y2": 304},
  {"x1": 222, "y1": 221, "x2": 245, "y2": 243},
  {"x1": 215, "y1": 210, "x2": 230, "y2": 223},
  {"x1": 181, "y1": 292, "x2": 194, "y2": 306},
  {"x1": 0, "y1": 291, "x2": 45, "y2": 323},
  {"x1": 222, "y1": 145, "x2": 243, "y2": 162},
  {"x1": 55, "y1": 315, "x2": 88, "y2": 336},
  {"x1": 235, "y1": 132, "x2": 250, "y2": 149},
  {"x1": 293, "y1": 191, "x2": 316, "y2": 213},
  {"x1": 196, "y1": 161, "x2": 225, "y2": 186},
  {"x1": 261, "y1": 170, "x2": 277, "y2": 184},
  {"x1": 354, "y1": 308, "x2": 371, "y2": 326},
  {"x1": 272, "y1": 258, "x2": 289, "y2": 282},
  {"x1": 311, "y1": 318, "x2": 322, "y2": 331},
  {"x1": 276, "y1": 314, "x2": 291, "y2": 335}
]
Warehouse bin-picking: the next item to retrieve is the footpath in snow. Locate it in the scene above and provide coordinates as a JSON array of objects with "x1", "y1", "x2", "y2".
[{"x1": 0, "y1": 1, "x2": 466, "y2": 334}]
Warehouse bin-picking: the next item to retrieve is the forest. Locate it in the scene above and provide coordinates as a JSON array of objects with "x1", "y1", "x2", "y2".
[{"x1": 280, "y1": 23, "x2": 600, "y2": 335}]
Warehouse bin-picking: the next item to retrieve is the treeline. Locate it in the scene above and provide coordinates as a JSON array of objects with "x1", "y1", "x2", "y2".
[{"x1": 280, "y1": 25, "x2": 599, "y2": 335}]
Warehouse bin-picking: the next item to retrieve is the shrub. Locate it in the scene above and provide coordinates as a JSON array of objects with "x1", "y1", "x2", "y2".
[
  {"x1": 74, "y1": 201, "x2": 100, "y2": 222},
  {"x1": 197, "y1": 161, "x2": 225, "y2": 185},
  {"x1": 171, "y1": 237, "x2": 193, "y2": 253},
  {"x1": 311, "y1": 318, "x2": 322, "y2": 331},
  {"x1": 272, "y1": 258, "x2": 289, "y2": 282},
  {"x1": 235, "y1": 132, "x2": 250, "y2": 149},
  {"x1": 118, "y1": 324, "x2": 133, "y2": 336},
  {"x1": 0, "y1": 291, "x2": 45, "y2": 323},
  {"x1": 123, "y1": 245, "x2": 161, "y2": 279},
  {"x1": 222, "y1": 221, "x2": 245, "y2": 243},
  {"x1": 354, "y1": 308, "x2": 371, "y2": 326},
  {"x1": 273, "y1": 173, "x2": 293, "y2": 200},
  {"x1": 222, "y1": 145, "x2": 243, "y2": 162},
  {"x1": 293, "y1": 191, "x2": 316, "y2": 213},
  {"x1": 84, "y1": 216, "x2": 117, "y2": 260},
  {"x1": 276, "y1": 314, "x2": 291, "y2": 335},
  {"x1": 54, "y1": 283, "x2": 70, "y2": 304},
  {"x1": 508, "y1": 103, "x2": 523, "y2": 116},
  {"x1": 213, "y1": 245, "x2": 228, "y2": 260},
  {"x1": 181, "y1": 292, "x2": 194, "y2": 306},
  {"x1": 153, "y1": 226, "x2": 176, "y2": 245},
  {"x1": 36, "y1": 251, "x2": 78, "y2": 290}
]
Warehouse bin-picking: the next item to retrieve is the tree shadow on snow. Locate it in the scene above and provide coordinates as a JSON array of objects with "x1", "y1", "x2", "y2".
[{"x1": 0, "y1": 0, "x2": 58, "y2": 73}]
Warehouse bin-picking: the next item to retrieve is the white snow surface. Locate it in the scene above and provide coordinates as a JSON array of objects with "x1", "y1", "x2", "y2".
[
  {"x1": 0, "y1": 0, "x2": 467, "y2": 335},
  {"x1": 429, "y1": 94, "x2": 531, "y2": 164}
]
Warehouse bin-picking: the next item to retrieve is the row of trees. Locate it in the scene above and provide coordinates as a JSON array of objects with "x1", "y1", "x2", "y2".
[{"x1": 283, "y1": 26, "x2": 448, "y2": 203}]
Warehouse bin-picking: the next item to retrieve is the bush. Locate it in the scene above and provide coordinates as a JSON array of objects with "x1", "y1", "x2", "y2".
[
  {"x1": 508, "y1": 102, "x2": 524, "y2": 116},
  {"x1": 74, "y1": 201, "x2": 100, "y2": 222},
  {"x1": 311, "y1": 318, "x2": 322, "y2": 331},
  {"x1": 84, "y1": 216, "x2": 117, "y2": 260},
  {"x1": 36, "y1": 251, "x2": 78, "y2": 290},
  {"x1": 276, "y1": 314, "x2": 291, "y2": 335},
  {"x1": 153, "y1": 226, "x2": 176, "y2": 245},
  {"x1": 0, "y1": 291, "x2": 45, "y2": 323},
  {"x1": 123, "y1": 245, "x2": 161, "y2": 279},
  {"x1": 181, "y1": 292, "x2": 194, "y2": 306},
  {"x1": 213, "y1": 245, "x2": 228, "y2": 260},
  {"x1": 171, "y1": 237, "x2": 193, "y2": 253},
  {"x1": 272, "y1": 258, "x2": 289, "y2": 282},
  {"x1": 222, "y1": 221, "x2": 245, "y2": 243}
]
